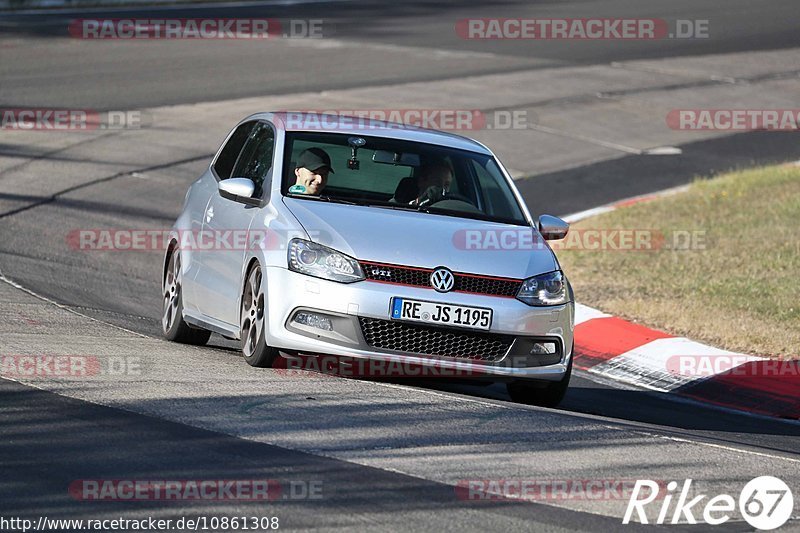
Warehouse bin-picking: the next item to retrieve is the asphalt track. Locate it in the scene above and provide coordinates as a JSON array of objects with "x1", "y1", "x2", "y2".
[
  {"x1": 1, "y1": 0, "x2": 800, "y2": 109},
  {"x1": 1, "y1": 1, "x2": 799, "y2": 531}
]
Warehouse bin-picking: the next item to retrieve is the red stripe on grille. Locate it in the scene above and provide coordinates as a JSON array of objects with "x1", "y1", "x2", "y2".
[{"x1": 359, "y1": 260, "x2": 522, "y2": 297}]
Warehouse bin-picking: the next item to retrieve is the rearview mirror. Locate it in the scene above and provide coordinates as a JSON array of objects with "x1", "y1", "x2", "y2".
[
  {"x1": 218, "y1": 177, "x2": 260, "y2": 206},
  {"x1": 538, "y1": 214, "x2": 569, "y2": 240},
  {"x1": 372, "y1": 150, "x2": 420, "y2": 167}
]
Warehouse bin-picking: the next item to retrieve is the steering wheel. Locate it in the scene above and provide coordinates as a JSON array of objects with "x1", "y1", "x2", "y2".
[
  {"x1": 418, "y1": 186, "x2": 477, "y2": 208},
  {"x1": 429, "y1": 192, "x2": 474, "y2": 206}
]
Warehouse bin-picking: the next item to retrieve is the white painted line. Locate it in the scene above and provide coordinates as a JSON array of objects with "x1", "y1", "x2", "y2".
[
  {"x1": 562, "y1": 205, "x2": 615, "y2": 224},
  {"x1": 613, "y1": 184, "x2": 691, "y2": 205},
  {"x1": 561, "y1": 184, "x2": 691, "y2": 223},
  {"x1": 709, "y1": 75, "x2": 738, "y2": 84},
  {"x1": 635, "y1": 430, "x2": 800, "y2": 464},
  {"x1": 285, "y1": 38, "x2": 501, "y2": 60},
  {"x1": 609, "y1": 61, "x2": 738, "y2": 85},
  {"x1": 0, "y1": 273, "x2": 148, "y2": 339},
  {"x1": 526, "y1": 123, "x2": 643, "y2": 155},
  {"x1": 643, "y1": 146, "x2": 682, "y2": 155}
]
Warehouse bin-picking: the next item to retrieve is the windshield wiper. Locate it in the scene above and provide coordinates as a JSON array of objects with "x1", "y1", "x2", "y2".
[
  {"x1": 320, "y1": 195, "x2": 359, "y2": 205},
  {"x1": 419, "y1": 205, "x2": 526, "y2": 225},
  {"x1": 368, "y1": 200, "x2": 521, "y2": 224},
  {"x1": 364, "y1": 201, "x2": 419, "y2": 211},
  {"x1": 286, "y1": 193, "x2": 359, "y2": 205}
]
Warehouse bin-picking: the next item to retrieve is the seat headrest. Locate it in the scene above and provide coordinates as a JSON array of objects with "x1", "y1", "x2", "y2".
[{"x1": 393, "y1": 177, "x2": 418, "y2": 203}]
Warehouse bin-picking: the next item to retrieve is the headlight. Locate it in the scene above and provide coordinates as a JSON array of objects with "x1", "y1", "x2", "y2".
[
  {"x1": 516, "y1": 270, "x2": 569, "y2": 306},
  {"x1": 288, "y1": 239, "x2": 365, "y2": 283}
]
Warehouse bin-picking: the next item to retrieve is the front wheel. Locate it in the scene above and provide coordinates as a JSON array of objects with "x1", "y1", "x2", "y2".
[
  {"x1": 240, "y1": 264, "x2": 278, "y2": 368},
  {"x1": 506, "y1": 354, "x2": 572, "y2": 407},
  {"x1": 162, "y1": 249, "x2": 211, "y2": 345}
]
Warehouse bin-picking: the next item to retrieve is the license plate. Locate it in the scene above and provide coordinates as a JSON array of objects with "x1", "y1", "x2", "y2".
[{"x1": 390, "y1": 298, "x2": 492, "y2": 331}]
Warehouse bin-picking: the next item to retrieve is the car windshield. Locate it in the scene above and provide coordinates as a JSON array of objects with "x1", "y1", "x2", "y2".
[{"x1": 281, "y1": 131, "x2": 529, "y2": 226}]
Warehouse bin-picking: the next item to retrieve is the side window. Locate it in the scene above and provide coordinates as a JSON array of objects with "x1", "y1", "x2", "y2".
[
  {"x1": 230, "y1": 122, "x2": 275, "y2": 196},
  {"x1": 213, "y1": 122, "x2": 255, "y2": 181}
]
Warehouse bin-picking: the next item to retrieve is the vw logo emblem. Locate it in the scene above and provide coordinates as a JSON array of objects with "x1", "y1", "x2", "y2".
[{"x1": 430, "y1": 267, "x2": 455, "y2": 293}]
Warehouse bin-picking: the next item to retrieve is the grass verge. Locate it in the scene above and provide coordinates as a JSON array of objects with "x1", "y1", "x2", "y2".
[{"x1": 557, "y1": 163, "x2": 800, "y2": 359}]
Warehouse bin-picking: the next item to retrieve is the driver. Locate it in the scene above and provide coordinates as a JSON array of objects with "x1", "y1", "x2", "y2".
[
  {"x1": 289, "y1": 148, "x2": 334, "y2": 195},
  {"x1": 411, "y1": 163, "x2": 453, "y2": 206}
]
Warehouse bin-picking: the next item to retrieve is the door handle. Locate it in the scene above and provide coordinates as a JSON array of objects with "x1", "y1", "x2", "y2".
[{"x1": 205, "y1": 206, "x2": 214, "y2": 223}]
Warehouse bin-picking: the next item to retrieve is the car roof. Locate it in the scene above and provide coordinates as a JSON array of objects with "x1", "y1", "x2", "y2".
[{"x1": 246, "y1": 112, "x2": 493, "y2": 155}]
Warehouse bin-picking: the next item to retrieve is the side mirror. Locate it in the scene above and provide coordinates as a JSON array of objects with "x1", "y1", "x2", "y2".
[
  {"x1": 218, "y1": 177, "x2": 260, "y2": 206},
  {"x1": 538, "y1": 214, "x2": 569, "y2": 241}
]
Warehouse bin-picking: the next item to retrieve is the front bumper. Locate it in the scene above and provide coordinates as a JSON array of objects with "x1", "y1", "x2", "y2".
[{"x1": 262, "y1": 266, "x2": 574, "y2": 381}]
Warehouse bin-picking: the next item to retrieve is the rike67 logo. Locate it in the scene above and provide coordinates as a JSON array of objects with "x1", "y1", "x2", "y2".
[{"x1": 623, "y1": 476, "x2": 794, "y2": 529}]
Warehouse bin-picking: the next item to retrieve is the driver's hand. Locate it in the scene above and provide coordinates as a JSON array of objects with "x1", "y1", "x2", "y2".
[{"x1": 414, "y1": 185, "x2": 446, "y2": 207}]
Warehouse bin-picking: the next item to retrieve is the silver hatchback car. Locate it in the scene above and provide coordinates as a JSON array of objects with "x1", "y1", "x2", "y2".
[{"x1": 162, "y1": 112, "x2": 575, "y2": 406}]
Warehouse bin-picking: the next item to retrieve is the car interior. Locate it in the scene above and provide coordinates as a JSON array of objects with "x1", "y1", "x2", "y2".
[{"x1": 281, "y1": 133, "x2": 528, "y2": 225}]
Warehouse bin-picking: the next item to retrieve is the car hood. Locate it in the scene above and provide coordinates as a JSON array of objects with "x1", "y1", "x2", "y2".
[{"x1": 283, "y1": 198, "x2": 558, "y2": 279}]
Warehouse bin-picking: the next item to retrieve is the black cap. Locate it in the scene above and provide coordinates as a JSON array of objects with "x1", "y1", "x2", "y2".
[{"x1": 296, "y1": 148, "x2": 334, "y2": 173}]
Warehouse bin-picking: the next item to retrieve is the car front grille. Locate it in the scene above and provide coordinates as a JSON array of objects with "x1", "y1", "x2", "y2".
[
  {"x1": 360, "y1": 261, "x2": 521, "y2": 298},
  {"x1": 358, "y1": 317, "x2": 513, "y2": 362}
]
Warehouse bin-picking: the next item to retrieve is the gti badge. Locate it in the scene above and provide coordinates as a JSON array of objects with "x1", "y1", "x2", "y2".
[{"x1": 371, "y1": 268, "x2": 392, "y2": 278}]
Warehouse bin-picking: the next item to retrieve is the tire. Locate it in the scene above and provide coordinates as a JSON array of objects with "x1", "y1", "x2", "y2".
[
  {"x1": 240, "y1": 264, "x2": 279, "y2": 368},
  {"x1": 162, "y1": 248, "x2": 211, "y2": 345},
  {"x1": 506, "y1": 352, "x2": 572, "y2": 407}
]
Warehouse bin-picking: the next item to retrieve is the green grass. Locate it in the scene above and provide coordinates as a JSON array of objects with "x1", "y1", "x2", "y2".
[{"x1": 558, "y1": 164, "x2": 800, "y2": 358}]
